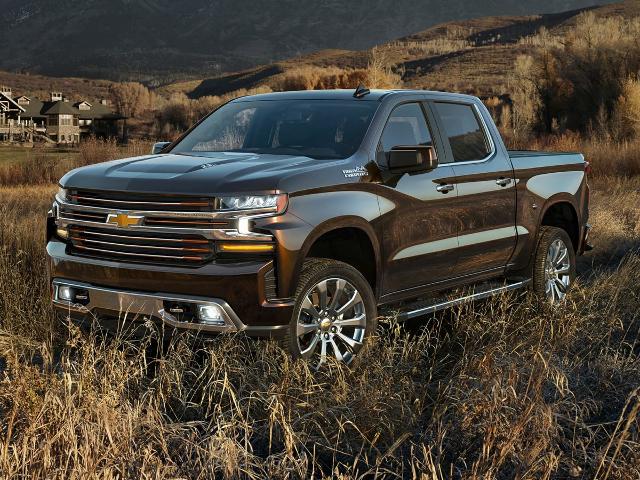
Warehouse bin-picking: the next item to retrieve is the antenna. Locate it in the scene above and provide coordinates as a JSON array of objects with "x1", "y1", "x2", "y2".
[{"x1": 353, "y1": 85, "x2": 370, "y2": 99}]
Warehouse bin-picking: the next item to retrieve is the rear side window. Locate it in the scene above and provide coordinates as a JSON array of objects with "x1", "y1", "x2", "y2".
[
  {"x1": 380, "y1": 103, "x2": 433, "y2": 153},
  {"x1": 433, "y1": 102, "x2": 491, "y2": 162}
]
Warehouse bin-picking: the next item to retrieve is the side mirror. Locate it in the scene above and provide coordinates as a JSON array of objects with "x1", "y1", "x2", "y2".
[
  {"x1": 387, "y1": 145, "x2": 438, "y2": 174},
  {"x1": 151, "y1": 141, "x2": 171, "y2": 155}
]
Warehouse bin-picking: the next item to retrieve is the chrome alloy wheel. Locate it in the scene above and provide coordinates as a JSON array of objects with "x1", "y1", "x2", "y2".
[
  {"x1": 545, "y1": 238, "x2": 571, "y2": 303},
  {"x1": 296, "y1": 278, "x2": 367, "y2": 366}
]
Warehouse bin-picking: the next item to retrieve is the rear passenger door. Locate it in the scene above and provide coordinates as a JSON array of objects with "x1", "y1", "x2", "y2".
[
  {"x1": 376, "y1": 102, "x2": 459, "y2": 297},
  {"x1": 429, "y1": 101, "x2": 517, "y2": 277}
]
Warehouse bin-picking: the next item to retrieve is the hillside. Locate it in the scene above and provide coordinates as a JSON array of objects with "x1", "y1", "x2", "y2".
[
  {"x1": 164, "y1": 0, "x2": 640, "y2": 99},
  {"x1": 0, "y1": 71, "x2": 115, "y2": 102},
  {"x1": 0, "y1": 0, "x2": 617, "y2": 83}
]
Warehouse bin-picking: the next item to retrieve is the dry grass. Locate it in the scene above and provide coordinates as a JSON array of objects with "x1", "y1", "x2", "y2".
[
  {"x1": 0, "y1": 139, "x2": 152, "y2": 187},
  {"x1": 0, "y1": 141, "x2": 639, "y2": 478},
  {"x1": 505, "y1": 133, "x2": 640, "y2": 177}
]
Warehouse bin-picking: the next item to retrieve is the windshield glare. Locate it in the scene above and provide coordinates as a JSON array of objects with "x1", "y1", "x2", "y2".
[{"x1": 172, "y1": 99, "x2": 379, "y2": 160}]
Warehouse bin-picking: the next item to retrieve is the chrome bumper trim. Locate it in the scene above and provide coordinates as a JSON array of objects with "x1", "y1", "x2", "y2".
[{"x1": 52, "y1": 278, "x2": 246, "y2": 333}]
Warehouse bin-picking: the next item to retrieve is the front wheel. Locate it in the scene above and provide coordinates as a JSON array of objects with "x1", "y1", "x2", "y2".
[
  {"x1": 532, "y1": 226, "x2": 576, "y2": 303},
  {"x1": 282, "y1": 259, "x2": 378, "y2": 367}
]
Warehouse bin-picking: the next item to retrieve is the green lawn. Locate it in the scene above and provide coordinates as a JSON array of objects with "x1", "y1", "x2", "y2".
[{"x1": 0, "y1": 146, "x2": 78, "y2": 164}]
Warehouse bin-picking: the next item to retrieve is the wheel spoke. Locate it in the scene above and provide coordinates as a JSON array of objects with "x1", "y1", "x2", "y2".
[
  {"x1": 329, "y1": 279, "x2": 346, "y2": 310},
  {"x1": 555, "y1": 278, "x2": 567, "y2": 294},
  {"x1": 546, "y1": 280, "x2": 555, "y2": 301},
  {"x1": 336, "y1": 331, "x2": 362, "y2": 349},
  {"x1": 300, "y1": 333, "x2": 320, "y2": 355},
  {"x1": 555, "y1": 266, "x2": 570, "y2": 275},
  {"x1": 337, "y1": 291, "x2": 362, "y2": 315},
  {"x1": 548, "y1": 243, "x2": 558, "y2": 264},
  {"x1": 297, "y1": 321, "x2": 318, "y2": 337},
  {"x1": 330, "y1": 338, "x2": 344, "y2": 362},
  {"x1": 316, "y1": 280, "x2": 328, "y2": 310},
  {"x1": 318, "y1": 337, "x2": 328, "y2": 366},
  {"x1": 334, "y1": 313, "x2": 366, "y2": 328},
  {"x1": 555, "y1": 248, "x2": 568, "y2": 267},
  {"x1": 552, "y1": 282, "x2": 562, "y2": 301},
  {"x1": 301, "y1": 296, "x2": 321, "y2": 320}
]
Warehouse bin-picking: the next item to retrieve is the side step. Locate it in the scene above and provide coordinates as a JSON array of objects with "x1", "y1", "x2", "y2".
[{"x1": 397, "y1": 279, "x2": 532, "y2": 321}]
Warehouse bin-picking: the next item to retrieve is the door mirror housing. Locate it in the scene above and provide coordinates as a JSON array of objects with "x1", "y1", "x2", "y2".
[
  {"x1": 387, "y1": 145, "x2": 438, "y2": 173},
  {"x1": 151, "y1": 141, "x2": 171, "y2": 155}
]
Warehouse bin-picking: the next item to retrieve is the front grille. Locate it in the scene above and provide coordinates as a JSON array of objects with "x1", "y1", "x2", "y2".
[
  {"x1": 68, "y1": 226, "x2": 214, "y2": 267},
  {"x1": 59, "y1": 206, "x2": 108, "y2": 223},
  {"x1": 143, "y1": 216, "x2": 230, "y2": 229},
  {"x1": 68, "y1": 189, "x2": 215, "y2": 212}
]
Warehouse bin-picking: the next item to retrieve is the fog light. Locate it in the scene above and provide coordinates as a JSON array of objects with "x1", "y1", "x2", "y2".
[
  {"x1": 58, "y1": 285, "x2": 73, "y2": 301},
  {"x1": 56, "y1": 227, "x2": 69, "y2": 240},
  {"x1": 197, "y1": 304, "x2": 226, "y2": 326}
]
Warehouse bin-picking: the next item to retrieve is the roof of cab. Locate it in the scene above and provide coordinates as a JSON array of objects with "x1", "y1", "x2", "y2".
[{"x1": 231, "y1": 89, "x2": 479, "y2": 103}]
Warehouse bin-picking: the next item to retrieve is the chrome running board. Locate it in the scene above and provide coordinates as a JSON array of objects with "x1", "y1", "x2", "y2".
[{"x1": 399, "y1": 279, "x2": 531, "y2": 320}]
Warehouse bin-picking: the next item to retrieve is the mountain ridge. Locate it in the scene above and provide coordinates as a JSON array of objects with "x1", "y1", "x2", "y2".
[{"x1": 0, "y1": 0, "x2": 617, "y2": 82}]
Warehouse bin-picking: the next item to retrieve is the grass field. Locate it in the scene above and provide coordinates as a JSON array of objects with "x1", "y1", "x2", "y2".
[
  {"x1": 0, "y1": 146, "x2": 77, "y2": 165},
  {"x1": 0, "y1": 139, "x2": 638, "y2": 478}
]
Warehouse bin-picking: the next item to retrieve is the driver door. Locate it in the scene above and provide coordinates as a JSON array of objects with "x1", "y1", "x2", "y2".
[{"x1": 376, "y1": 102, "x2": 459, "y2": 298}]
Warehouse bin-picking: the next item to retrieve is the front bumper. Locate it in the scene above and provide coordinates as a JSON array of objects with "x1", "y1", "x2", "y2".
[{"x1": 47, "y1": 239, "x2": 293, "y2": 337}]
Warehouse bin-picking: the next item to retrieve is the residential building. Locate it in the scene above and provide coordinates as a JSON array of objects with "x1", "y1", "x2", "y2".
[{"x1": 1, "y1": 87, "x2": 125, "y2": 144}]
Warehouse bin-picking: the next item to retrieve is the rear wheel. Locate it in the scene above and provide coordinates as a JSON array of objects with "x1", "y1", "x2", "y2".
[
  {"x1": 532, "y1": 226, "x2": 576, "y2": 303},
  {"x1": 283, "y1": 259, "x2": 377, "y2": 367}
]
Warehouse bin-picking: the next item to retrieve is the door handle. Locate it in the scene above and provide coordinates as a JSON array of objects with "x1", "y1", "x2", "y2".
[
  {"x1": 496, "y1": 177, "x2": 513, "y2": 187},
  {"x1": 436, "y1": 184, "x2": 455, "y2": 193}
]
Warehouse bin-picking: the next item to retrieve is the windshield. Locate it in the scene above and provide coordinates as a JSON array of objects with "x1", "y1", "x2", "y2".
[{"x1": 171, "y1": 99, "x2": 379, "y2": 160}]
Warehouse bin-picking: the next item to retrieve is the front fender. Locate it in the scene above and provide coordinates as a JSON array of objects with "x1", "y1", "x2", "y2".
[{"x1": 261, "y1": 189, "x2": 382, "y2": 299}]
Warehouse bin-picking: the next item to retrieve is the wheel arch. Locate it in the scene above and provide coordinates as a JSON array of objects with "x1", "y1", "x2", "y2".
[
  {"x1": 539, "y1": 196, "x2": 580, "y2": 252},
  {"x1": 289, "y1": 217, "x2": 382, "y2": 300}
]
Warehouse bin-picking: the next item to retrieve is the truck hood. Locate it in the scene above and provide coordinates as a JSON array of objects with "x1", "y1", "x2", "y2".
[{"x1": 60, "y1": 151, "x2": 350, "y2": 195}]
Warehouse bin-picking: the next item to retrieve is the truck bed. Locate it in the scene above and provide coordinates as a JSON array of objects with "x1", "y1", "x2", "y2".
[
  {"x1": 508, "y1": 150, "x2": 585, "y2": 169},
  {"x1": 509, "y1": 150, "x2": 584, "y2": 168}
]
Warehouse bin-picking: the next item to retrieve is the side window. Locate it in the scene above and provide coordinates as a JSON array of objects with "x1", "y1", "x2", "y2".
[
  {"x1": 380, "y1": 103, "x2": 433, "y2": 153},
  {"x1": 433, "y1": 102, "x2": 491, "y2": 162}
]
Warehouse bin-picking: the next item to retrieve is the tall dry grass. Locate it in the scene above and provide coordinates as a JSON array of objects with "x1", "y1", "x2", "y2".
[
  {"x1": 0, "y1": 138, "x2": 152, "y2": 187},
  {"x1": 505, "y1": 133, "x2": 640, "y2": 177},
  {"x1": 0, "y1": 138, "x2": 639, "y2": 477}
]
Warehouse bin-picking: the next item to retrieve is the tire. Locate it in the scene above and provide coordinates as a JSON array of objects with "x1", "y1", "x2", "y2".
[
  {"x1": 532, "y1": 226, "x2": 576, "y2": 303},
  {"x1": 281, "y1": 258, "x2": 378, "y2": 366}
]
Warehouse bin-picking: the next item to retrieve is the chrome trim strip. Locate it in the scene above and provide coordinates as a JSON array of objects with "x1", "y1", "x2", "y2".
[
  {"x1": 52, "y1": 278, "x2": 245, "y2": 333},
  {"x1": 56, "y1": 196, "x2": 278, "y2": 219},
  {"x1": 70, "y1": 237, "x2": 211, "y2": 253},
  {"x1": 402, "y1": 279, "x2": 531, "y2": 320},
  {"x1": 69, "y1": 229, "x2": 210, "y2": 244},
  {"x1": 57, "y1": 217, "x2": 273, "y2": 241},
  {"x1": 73, "y1": 244, "x2": 205, "y2": 261},
  {"x1": 71, "y1": 196, "x2": 211, "y2": 207}
]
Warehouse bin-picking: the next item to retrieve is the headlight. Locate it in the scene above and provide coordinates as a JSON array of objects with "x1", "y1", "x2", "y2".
[
  {"x1": 57, "y1": 187, "x2": 68, "y2": 202},
  {"x1": 218, "y1": 194, "x2": 288, "y2": 213}
]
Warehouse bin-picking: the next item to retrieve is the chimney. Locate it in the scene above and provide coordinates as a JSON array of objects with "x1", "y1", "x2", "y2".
[
  {"x1": 0, "y1": 86, "x2": 11, "y2": 97},
  {"x1": 50, "y1": 92, "x2": 63, "y2": 102}
]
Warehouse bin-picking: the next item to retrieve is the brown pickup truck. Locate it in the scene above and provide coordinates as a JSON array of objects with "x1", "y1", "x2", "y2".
[{"x1": 47, "y1": 88, "x2": 591, "y2": 366}]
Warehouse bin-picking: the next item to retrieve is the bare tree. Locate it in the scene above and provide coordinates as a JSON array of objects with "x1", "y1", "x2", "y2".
[{"x1": 109, "y1": 82, "x2": 151, "y2": 142}]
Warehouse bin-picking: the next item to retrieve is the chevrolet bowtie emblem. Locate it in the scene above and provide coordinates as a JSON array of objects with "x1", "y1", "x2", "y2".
[{"x1": 106, "y1": 213, "x2": 143, "y2": 228}]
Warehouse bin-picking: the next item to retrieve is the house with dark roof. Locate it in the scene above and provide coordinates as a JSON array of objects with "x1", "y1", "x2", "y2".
[
  {"x1": 3, "y1": 88, "x2": 125, "y2": 144},
  {"x1": 0, "y1": 86, "x2": 27, "y2": 141}
]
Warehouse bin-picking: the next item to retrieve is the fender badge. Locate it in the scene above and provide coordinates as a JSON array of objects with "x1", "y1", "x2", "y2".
[{"x1": 343, "y1": 165, "x2": 367, "y2": 178}]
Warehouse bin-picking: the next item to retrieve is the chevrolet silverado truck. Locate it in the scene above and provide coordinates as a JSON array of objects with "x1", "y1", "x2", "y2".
[{"x1": 47, "y1": 88, "x2": 591, "y2": 366}]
